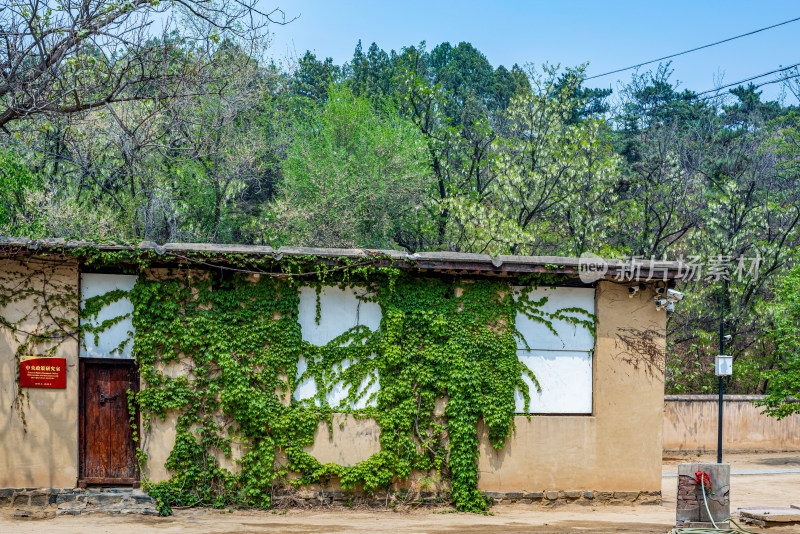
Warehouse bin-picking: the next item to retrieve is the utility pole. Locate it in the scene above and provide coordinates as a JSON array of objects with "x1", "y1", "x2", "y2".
[
  {"x1": 715, "y1": 280, "x2": 732, "y2": 464},
  {"x1": 718, "y1": 295, "x2": 724, "y2": 464}
]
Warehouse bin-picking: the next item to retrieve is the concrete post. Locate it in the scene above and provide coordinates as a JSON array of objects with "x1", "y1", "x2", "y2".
[{"x1": 676, "y1": 463, "x2": 730, "y2": 528}]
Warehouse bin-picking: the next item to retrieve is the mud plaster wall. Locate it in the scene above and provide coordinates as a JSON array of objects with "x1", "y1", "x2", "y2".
[
  {"x1": 0, "y1": 261, "x2": 667, "y2": 494},
  {"x1": 0, "y1": 257, "x2": 80, "y2": 488},
  {"x1": 477, "y1": 281, "x2": 666, "y2": 493},
  {"x1": 663, "y1": 396, "x2": 800, "y2": 451}
]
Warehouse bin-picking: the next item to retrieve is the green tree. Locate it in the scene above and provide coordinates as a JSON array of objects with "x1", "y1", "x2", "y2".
[
  {"x1": 0, "y1": 150, "x2": 39, "y2": 231},
  {"x1": 0, "y1": 0, "x2": 287, "y2": 132},
  {"x1": 429, "y1": 41, "x2": 495, "y2": 127},
  {"x1": 664, "y1": 92, "x2": 800, "y2": 395},
  {"x1": 291, "y1": 52, "x2": 341, "y2": 102},
  {"x1": 269, "y1": 84, "x2": 431, "y2": 248},
  {"x1": 491, "y1": 64, "x2": 531, "y2": 110},
  {"x1": 758, "y1": 259, "x2": 800, "y2": 418},
  {"x1": 349, "y1": 41, "x2": 396, "y2": 102},
  {"x1": 444, "y1": 66, "x2": 621, "y2": 255},
  {"x1": 724, "y1": 84, "x2": 786, "y2": 126}
]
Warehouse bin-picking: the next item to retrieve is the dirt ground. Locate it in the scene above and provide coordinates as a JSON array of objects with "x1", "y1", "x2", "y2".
[{"x1": 2, "y1": 452, "x2": 799, "y2": 534}]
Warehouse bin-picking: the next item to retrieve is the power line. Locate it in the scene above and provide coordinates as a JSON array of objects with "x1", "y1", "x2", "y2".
[
  {"x1": 625, "y1": 72, "x2": 800, "y2": 116},
  {"x1": 747, "y1": 72, "x2": 800, "y2": 92},
  {"x1": 586, "y1": 16, "x2": 800, "y2": 81},
  {"x1": 693, "y1": 72, "x2": 800, "y2": 106},
  {"x1": 616, "y1": 64, "x2": 800, "y2": 113},
  {"x1": 726, "y1": 71, "x2": 799, "y2": 97},
  {"x1": 694, "y1": 63, "x2": 800, "y2": 98}
]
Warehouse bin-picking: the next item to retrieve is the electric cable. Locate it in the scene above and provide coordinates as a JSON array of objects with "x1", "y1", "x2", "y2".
[
  {"x1": 609, "y1": 70, "x2": 800, "y2": 118},
  {"x1": 693, "y1": 63, "x2": 800, "y2": 98},
  {"x1": 688, "y1": 71, "x2": 800, "y2": 105},
  {"x1": 586, "y1": 16, "x2": 800, "y2": 80}
]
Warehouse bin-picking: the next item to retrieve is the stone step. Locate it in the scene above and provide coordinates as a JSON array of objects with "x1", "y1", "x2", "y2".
[{"x1": 740, "y1": 507, "x2": 800, "y2": 523}]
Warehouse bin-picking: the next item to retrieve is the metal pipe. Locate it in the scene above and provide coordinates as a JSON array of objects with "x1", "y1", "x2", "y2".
[
  {"x1": 718, "y1": 287, "x2": 724, "y2": 464},
  {"x1": 718, "y1": 376, "x2": 723, "y2": 464}
]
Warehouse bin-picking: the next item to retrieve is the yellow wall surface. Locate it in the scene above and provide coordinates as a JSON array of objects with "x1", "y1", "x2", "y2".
[
  {"x1": 477, "y1": 281, "x2": 666, "y2": 493},
  {"x1": 663, "y1": 396, "x2": 800, "y2": 451},
  {"x1": 0, "y1": 257, "x2": 80, "y2": 488}
]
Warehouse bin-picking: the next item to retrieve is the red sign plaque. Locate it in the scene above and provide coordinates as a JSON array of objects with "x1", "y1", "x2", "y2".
[{"x1": 20, "y1": 357, "x2": 67, "y2": 389}]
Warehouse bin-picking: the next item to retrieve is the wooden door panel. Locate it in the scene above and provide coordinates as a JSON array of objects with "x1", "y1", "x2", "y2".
[
  {"x1": 83, "y1": 366, "x2": 110, "y2": 478},
  {"x1": 80, "y1": 359, "x2": 138, "y2": 485},
  {"x1": 106, "y1": 366, "x2": 135, "y2": 478}
]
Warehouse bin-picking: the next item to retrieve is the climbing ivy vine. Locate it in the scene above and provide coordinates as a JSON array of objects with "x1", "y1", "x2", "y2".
[
  {"x1": 129, "y1": 266, "x2": 595, "y2": 515},
  {"x1": 0, "y1": 245, "x2": 596, "y2": 515}
]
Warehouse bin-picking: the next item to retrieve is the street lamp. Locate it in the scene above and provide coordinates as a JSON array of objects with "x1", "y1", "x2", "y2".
[
  {"x1": 715, "y1": 354, "x2": 732, "y2": 463},
  {"x1": 715, "y1": 278, "x2": 731, "y2": 465}
]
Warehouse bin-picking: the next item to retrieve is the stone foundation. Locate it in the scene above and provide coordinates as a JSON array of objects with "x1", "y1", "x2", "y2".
[
  {"x1": 2, "y1": 486, "x2": 661, "y2": 516},
  {"x1": 0, "y1": 487, "x2": 158, "y2": 517},
  {"x1": 272, "y1": 488, "x2": 661, "y2": 508}
]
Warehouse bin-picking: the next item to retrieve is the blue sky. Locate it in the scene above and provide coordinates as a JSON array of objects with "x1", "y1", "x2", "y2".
[{"x1": 267, "y1": 1, "x2": 799, "y2": 103}]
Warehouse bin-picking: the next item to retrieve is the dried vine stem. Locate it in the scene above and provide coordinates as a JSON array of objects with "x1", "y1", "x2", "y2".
[
  {"x1": 615, "y1": 326, "x2": 667, "y2": 377},
  {"x1": 0, "y1": 255, "x2": 81, "y2": 426}
]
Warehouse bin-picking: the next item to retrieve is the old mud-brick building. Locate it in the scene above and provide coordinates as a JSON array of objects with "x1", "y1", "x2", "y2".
[{"x1": 0, "y1": 238, "x2": 683, "y2": 512}]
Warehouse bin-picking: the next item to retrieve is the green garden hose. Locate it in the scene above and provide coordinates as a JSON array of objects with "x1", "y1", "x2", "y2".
[
  {"x1": 669, "y1": 483, "x2": 759, "y2": 534},
  {"x1": 669, "y1": 520, "x2": 759, "y2": 534}
]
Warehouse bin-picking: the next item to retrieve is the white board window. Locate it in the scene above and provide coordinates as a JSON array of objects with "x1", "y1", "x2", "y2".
[
  {"x1": 80, "y1": 273, "x2": 137, "y2": 359},
  {"x1": 513, "y1": 286, "x2": 595, "y2": 414},
  {"x1": 294, "y1": 286, "x2": 381, "y2": 408}
]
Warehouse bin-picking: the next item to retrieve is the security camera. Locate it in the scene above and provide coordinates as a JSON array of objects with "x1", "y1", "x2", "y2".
[
  {"x1": 667, "y1": 289, "x2": 684, "y2": 301},
  {"x1": 723, "y1": 334, "x2": 732, "y2": 342},
  {"x1": 655, "y1": 298, "x2": 668, "y2": 308},
  {"x1": 666, "y1": 302, "x2": 675, "y2": 313},
  {"x1": 654, "y1": 287, "x2": 666, "y2": 295},
  {"x1": 628, "y1": 286, "x2": 640, "y2": 298}
]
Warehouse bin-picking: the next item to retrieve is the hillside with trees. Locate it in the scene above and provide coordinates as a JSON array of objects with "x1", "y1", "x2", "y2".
[{"x1": 3, "y1": 1, "x2": 800, "y2": 400}]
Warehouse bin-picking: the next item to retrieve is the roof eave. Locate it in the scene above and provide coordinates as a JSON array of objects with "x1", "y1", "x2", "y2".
[{"x1": 0, "y1": 237, "x2": 687, "y2": 281}]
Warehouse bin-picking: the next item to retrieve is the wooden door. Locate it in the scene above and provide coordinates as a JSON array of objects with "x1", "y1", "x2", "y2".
[{"x1": 79, "y1": 358, "x2": 139, "y2": 486}]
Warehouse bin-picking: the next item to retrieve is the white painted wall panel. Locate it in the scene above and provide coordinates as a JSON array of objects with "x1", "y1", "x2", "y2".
[
  {"x1": 297, "y1": 286, "x2": 381, "y2": 345},
  {"x1": 513, "y1": 286, "x2": 595, "y2": 414},
  {"x1": 326, "y1": 359, "x2": 380, "y2": 410},
  {"x1": 514, "y1": 350, "x2": 593, "y2": 414},
  {"x1": 514, "y1": 286, "x2": 595, "y2": 351},
  {"x1": 295, "y1": 286, "x2": 382, "y2": 408},
  {"x1": 294, "y1": 356, "x2": 318, "y2": 402},
  {"x1": 80, "y1": 273, "x2": 137, "y2": 359}
]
